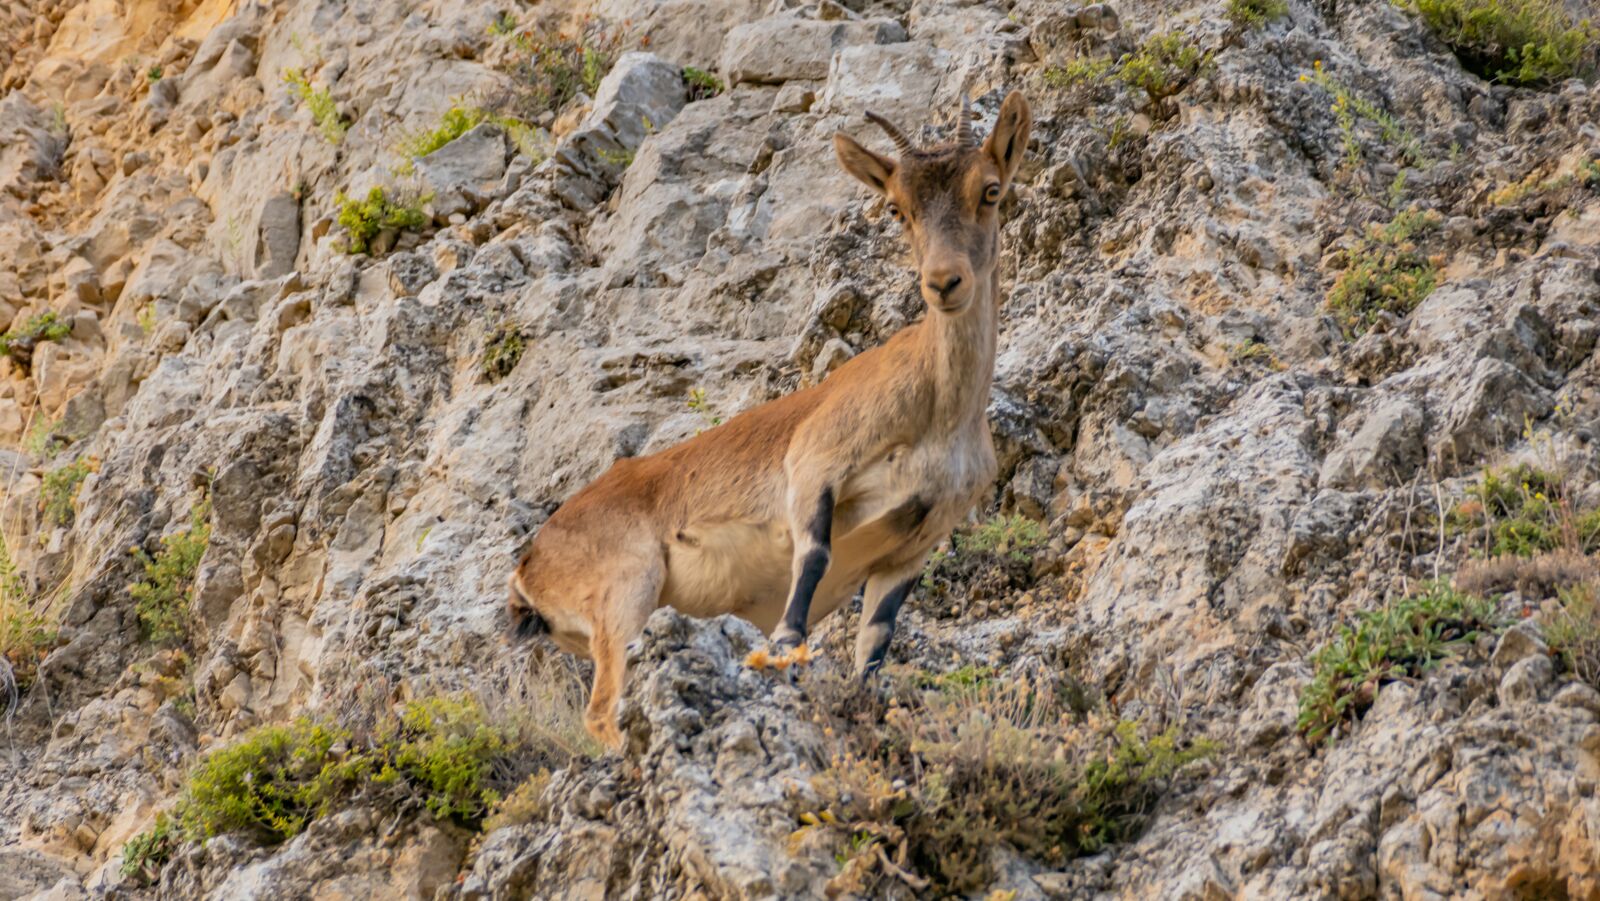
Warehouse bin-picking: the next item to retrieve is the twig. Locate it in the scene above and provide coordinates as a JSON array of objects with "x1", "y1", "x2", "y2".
[
  {"x1": 1432, "y1": 479, "x2": 1447, "y2": 582},
  {"x1": 875, "y1": 843, "x2": 929, "y2": 890},
  {"x1": 2, "y1": 656, "x2": 17, "y2": 766}
]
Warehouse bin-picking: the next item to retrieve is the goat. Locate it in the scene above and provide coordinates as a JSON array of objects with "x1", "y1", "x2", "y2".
[{"x1": 509, "y1": 91, "x2": 1032, "y2": 749}]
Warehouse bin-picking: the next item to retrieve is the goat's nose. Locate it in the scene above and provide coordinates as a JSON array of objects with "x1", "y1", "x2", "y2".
[{"x1": 926, "y1": 273, "x2": 963, "y2": 297}]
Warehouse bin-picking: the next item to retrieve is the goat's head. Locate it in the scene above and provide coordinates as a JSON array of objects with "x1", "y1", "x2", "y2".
[{"x1": 833, "y1": 91, "x2": 1031, "y2": 315}]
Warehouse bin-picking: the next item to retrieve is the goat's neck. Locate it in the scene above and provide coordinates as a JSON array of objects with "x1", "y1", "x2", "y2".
[{"x1": 917, "y1": 270, "x2": 999, "y2": 430}]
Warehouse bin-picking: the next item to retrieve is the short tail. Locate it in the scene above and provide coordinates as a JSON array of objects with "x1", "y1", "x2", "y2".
[{"x1": 507, "y1": 571, "x2": 550, "y2": 643}]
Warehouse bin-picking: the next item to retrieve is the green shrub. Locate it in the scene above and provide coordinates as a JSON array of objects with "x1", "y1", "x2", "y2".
[
  {"x1": 1489, "y1": 171, "x2": 1561, "y2": 205},
  {"x1": 282, "y1": 69, "x2": 346, "y2": 144},
  {"x1": 119, "y1": 814, "x2": 174, "y2": 885},
  {"x1": 396, "y1": 107, "x2": 542, "y2": 169},
  {"x1": 1302, "y1": 62, "x2": 1427, "y2": 170},
  {"x1": 1399, "y1": 0, "x2": 1595, "y2": 86},
  {"x1": 1044, "y1": 34, "x2": 1212, "y2": 110},
  {"x1": 481, "y1": 322, "x2": 526, "y2": 382},
  {"x1": 131, "y1": 500, "x2": 212, "y2": 644},
  {"x1": 375, "y1": 695, "x2": 517, "y2": 822},
  {"x1": 146, "y1": 65, "x2": 164, "y2": 83},
  {"x1": 809, "y1": 678, "x2": 1211, "y2": 894},
  {"x1": 397, "y1": 106, "x2": 486, "y2": 161},
  {"x1": 1227, "y1": 337, "x2": 1282, "y2": 369},
  {"x1": 501, "y1": 22, "x2": 620, "y2": 119},
  {"x1": 1451, "y1": 464, "x2": 1600, "y2": 557},
  {"x1": 1074, "y1": 721, "x2": 1211, "y2": 851},
  {"x1": 951, "y1": 514, "x2": 1046, "y2": 562},
  {"x1": 24, "y1": 417, "x2": 65, "y2": 459},
  {"x1": 1325, "y1": 209, "x2": 1441, "y2": 338},
  {"x1": 40, "y1": 457, "x2": 92, "y2": 527},
  {"x1": 0, "y1": 312, "x2": 72, "y2": 362},
  {"x1": 1488, "y1": 157, "x2": 1600, "y2": 205},
  {"x1": 1386, "y1": 169, "x2": 1410, "y2": 209},
  {"x1": 682, "y1": 66, "x2": 724, "y2": 101},
  {"x1": 487, "y1": 11, "x2": 517, "y2": 36},
  {"x1": 1227, "y1": 0, "x2": 1289, "y2": 28},
  {"x1": 164, "y1": 694, "x2": 541, "y2": 850},
  {"x1": 334, "y1": 187, "x2": 429, "y2": 256},
  {"x1": 1298, "y1": 583, "x2": 1500, "y2": 743},
  {"x1": 1115, "y1": 32, "x2": 1214, "y2": 107},
  {"x1": 177, "y1": 718, "x2": 371, "y2": 843},
  {"x1": 923, "y1": 514, "x2": 1046, "y2": 596},
  {"x1": 912, "y1": 664, "x2": 997, "y2": 693},
  {"x1": 1042, "y1": 56, "x2": 1115, "y2": 89},
  {"x1": 0, "y1": 535, "x2": 55, "y2": 692},
  {"x1": 501, "y1": 118, "x2": 546, "y2": 161},
  {"x1": 1543, "y1": 582, "x2": 1600, "y2": 688},
  {"x1": 595, "y1": 145, "x2": 637, "y2": 168}
]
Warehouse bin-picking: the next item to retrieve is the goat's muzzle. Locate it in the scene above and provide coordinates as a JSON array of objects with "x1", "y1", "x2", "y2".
[
  {"x1": 509, "y1": 604, "x2": 551, "y2": 643},
  {"x1": 506, "y1": 571, "x2": 550, "y2": 644}
]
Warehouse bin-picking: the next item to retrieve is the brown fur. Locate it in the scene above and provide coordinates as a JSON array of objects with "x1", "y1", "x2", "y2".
[{"x1": 510, "y1": 92, "x2": 1033, "y2": 749}]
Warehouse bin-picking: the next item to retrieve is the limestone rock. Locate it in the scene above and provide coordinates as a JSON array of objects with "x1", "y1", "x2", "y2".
[
  {"x1": 1492, "y1": 622, "x2": 1549, "y2": 670},
  {"x1": 720, "y1": 17, "x2": 907, "y2": 87},
  {"x1": 415, "y1": 124, "x2": 509, "y2": 220},
  {"x1": 553, "y1": 52, "x2": 688, "y2": 210},
  {"x1": 6, "y1": 0, "x2": 1600, "y2": 897},
  {"x1": 253, "y1": 192, "x2": 301, "y2": 279},
  {"x1": 1319, "y1": 396, "x2": 1424, "y2": 490},
  {"x1": 1498, "y1": 654, "x2": 1553, "y2": 705},
  {"x1": 0, "y1": 93, "x2": 65, "y2": 194}
]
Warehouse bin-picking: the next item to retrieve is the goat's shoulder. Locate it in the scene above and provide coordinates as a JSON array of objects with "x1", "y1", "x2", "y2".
[{"x1": 793, "y1": 329, "x2": 932, "y2": 440}]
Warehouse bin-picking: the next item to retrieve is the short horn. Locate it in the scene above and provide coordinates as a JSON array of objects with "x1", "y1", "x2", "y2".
[
  {"x1": 865, "y1": 110, "x2": 916, "y2": 155},
  {"x1": 955, "y1": 94, "x2": 975, "y2": 149}
]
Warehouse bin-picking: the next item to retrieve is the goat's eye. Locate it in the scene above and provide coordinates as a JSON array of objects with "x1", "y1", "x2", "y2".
[
  {"x1": 886, "y1": 203, "x2": 904, "y2": 222},
  {"x1": 982, "y1": 183, "x2": 1002, "y2": 205}
]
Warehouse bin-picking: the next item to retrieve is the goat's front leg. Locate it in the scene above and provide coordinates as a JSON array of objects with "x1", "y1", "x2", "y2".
[
  {"x1": 854, "y1": 559, "x2": 925, "y2": 677},
  {"x1": 584, "y1": 548, "x2": 664, "y2": 751},
  {"x1": 770, "y1": 485, "x2": 835, "y2": 654}
]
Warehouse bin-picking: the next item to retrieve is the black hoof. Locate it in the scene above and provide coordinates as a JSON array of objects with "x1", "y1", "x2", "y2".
[{"x1": 769, "y1": 632, "x2": 803, "y2": 656}]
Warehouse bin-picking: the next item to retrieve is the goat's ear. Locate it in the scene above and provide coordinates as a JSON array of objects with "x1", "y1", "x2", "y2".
[
  {"x1": 833, "y1": 132, "x2": 896, "y2": 196},
  {"x1": 983, "y1": 91, "x2": 1031, "y2": 189}
]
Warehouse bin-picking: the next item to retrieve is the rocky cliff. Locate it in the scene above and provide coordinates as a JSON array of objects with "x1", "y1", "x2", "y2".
[{"x1": 2, "y1": 0, "x2": 1599, "y2": 898}]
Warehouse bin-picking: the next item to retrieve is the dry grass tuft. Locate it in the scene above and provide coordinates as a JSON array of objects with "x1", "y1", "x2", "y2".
[
  {"x1": 1455, "y1": 550, "x2": 1598, "y2": 601},
  {"x1": 799, "y1": 671, "x2": 1212, "y2": 895}
]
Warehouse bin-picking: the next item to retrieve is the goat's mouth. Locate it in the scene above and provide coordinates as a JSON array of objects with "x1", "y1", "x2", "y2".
[{"x1": 928, "y1": 296, "x2": 972, "y2": 315}]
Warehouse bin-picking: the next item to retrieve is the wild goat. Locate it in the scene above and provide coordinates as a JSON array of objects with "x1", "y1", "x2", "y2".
[{"x1": 510, "y1": 91, "x2": 1032, "y2": 749}]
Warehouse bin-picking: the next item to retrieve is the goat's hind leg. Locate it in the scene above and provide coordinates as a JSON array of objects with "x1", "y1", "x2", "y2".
[{"x1": 583, "y1": 550, "x2": 664, "y2": 751}]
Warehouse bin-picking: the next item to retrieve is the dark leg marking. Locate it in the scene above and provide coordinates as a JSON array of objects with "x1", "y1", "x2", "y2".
[
  {"x1": 776, "y1": 488, "x2": 835, "y2": 644},
  {"x1": 859, "y1": 576, "x2": 917, "y2": 677},
  {"x1": 887, "y1": 496, "x2": 932, "y2": 535}
]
